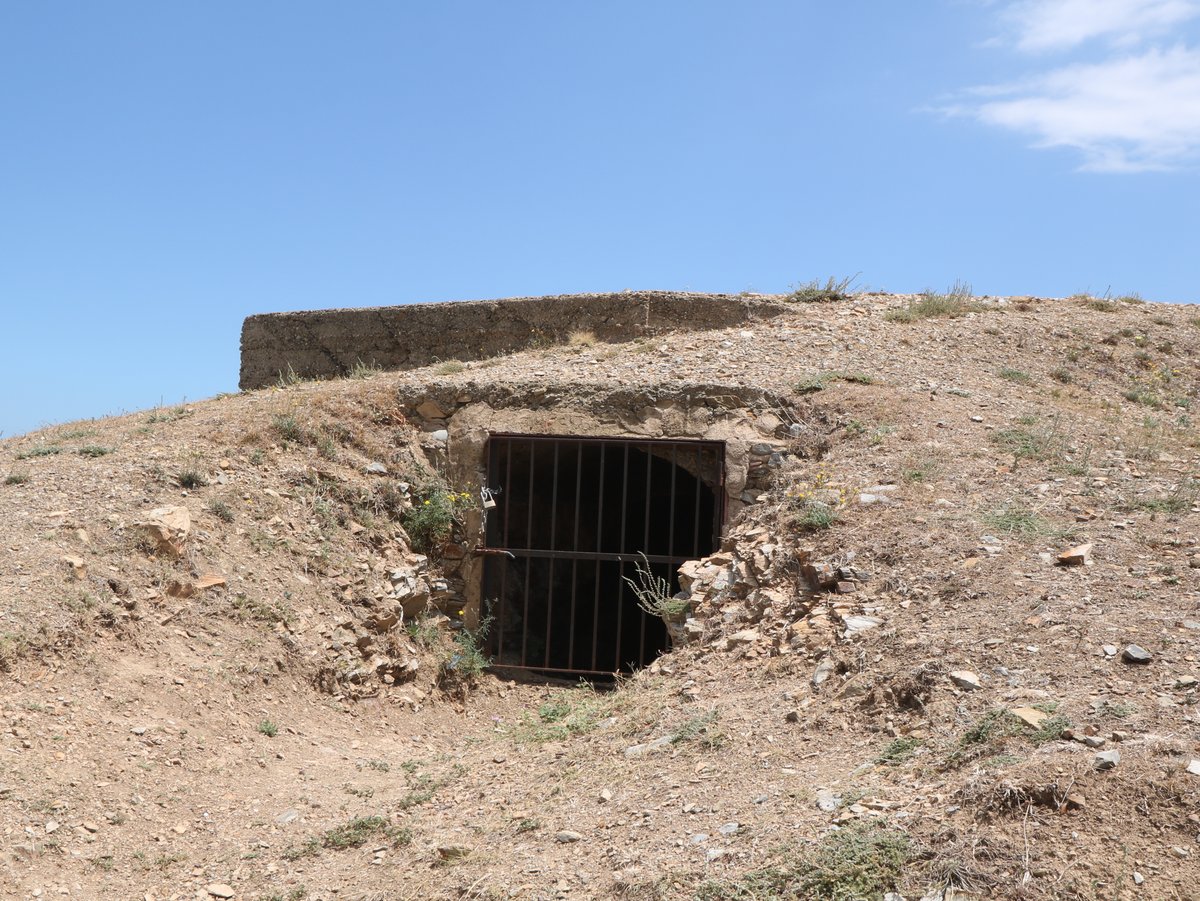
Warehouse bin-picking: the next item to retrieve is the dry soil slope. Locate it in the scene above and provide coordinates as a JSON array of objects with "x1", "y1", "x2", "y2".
[{"x1": 1, "y1": 292, "x2": 1199, "y2": 901}]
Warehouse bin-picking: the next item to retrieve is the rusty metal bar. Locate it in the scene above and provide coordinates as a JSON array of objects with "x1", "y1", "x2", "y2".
[
  {"x1": 591, "y1": 442, "x2": 605, "y2": 672},
  {"x1": 615, "y1": 441, "x2": 629, "y2": 671},
  {"x1": 521, "y1": 439, "x2": 535, "y2": 666},
  {"x1": 639, "y1": 442, "x2": 651, "y2": 667},
  {"x1": 693, "y1": 446, "x2": 704, "y2": 558},
  {"x1": 568, "y1": 442, "x2": 582, "y2": 670},
  {"x1": 544, "y1": 441, "x2": 560, "y2": 669}
]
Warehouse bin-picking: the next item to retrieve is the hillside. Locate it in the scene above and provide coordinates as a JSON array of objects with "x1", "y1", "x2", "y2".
[{"x1": 2, "y1": 290, "x2": 1199, "y2": 901}]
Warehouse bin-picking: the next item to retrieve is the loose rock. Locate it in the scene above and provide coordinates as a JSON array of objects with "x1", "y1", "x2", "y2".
[{"x1": 1122, "y1": 645, "x2": 1152, "y2": 665}]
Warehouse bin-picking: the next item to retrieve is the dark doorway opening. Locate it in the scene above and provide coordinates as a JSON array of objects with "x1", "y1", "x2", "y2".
[{"x1": 482, "y1": 435, "x2": 725, "y2": 676}]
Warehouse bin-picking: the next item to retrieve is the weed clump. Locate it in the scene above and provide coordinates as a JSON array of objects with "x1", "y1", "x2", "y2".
[
  {"x1": 77, "y1": 445, "x2": 113, "y2": 458},
  {"x1": 177, "y1": 469, "x2": 207, "y2": 489},
  {"x1": 982, "y1": 502, "x2": 1067, "y2": 540},
  {"x1": 15, "y1": 446, "x2": 61, "y2": 460},
  {"x1": 401, "y1": 485, "x2": 473, "y2": 555},
  {"x1": 272, "y1": 413, "x2": 309, "y2": 444},
  {"x1": 787, "y1": 275, "x2": 857, "y2": 303},
  {"x1": 885, "y1": 282, "x2": 981, "y2": 322},
  {"x1": 623, "y1": 553, "x2": 688, "y2": 618},
  {"x1": 696, "y1": 823, "x2": 913, "y2": 901}
]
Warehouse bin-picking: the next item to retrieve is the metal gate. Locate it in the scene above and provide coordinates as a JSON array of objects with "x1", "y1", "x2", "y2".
[{"x1": 481, "y1": 434, "x2": 725, "y2": 675}]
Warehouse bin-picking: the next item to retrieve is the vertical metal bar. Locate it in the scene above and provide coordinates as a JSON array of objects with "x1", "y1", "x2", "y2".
[
  {"x1": 525, "y1": 439, "x2": 535, "y2": 550},
  {"x1": 591, "y1": 442, "x2": 606, "y2": 671},
  {"x1": 492, "y1": 438, "x2": 505, "y2": 663},
  {"x1": 668, "y1": 444, "x2": 677, "y2": 560},
  {"x1": 544, "y1": 442, "x2": 560, "y2": 668},
  {"x1": 568, "y1": 442, "x2": 583, "y2": 670},
  {"x1": 522, "y1": 439, "x2": 535, "y2": 666},
  {"x1": 615, "y1": 442, "x2": 629, "y2": 670},
  {"x1": 693, "y1": 447, "x2": 703, "y2": 557},
  {"x1": 639, "y1": 443, "x2": 652, "y2": 666},
  {"x1": 521, "y1": 556, "x2": 531, "y2": 667}
]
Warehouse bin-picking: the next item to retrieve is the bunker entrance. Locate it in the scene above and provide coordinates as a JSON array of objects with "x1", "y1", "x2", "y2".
[{"x1": 481, "y1": 435, "x2": 725, "y2": 676}]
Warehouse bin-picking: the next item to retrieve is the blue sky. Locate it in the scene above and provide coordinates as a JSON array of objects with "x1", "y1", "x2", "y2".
[{"x1": 2, "y1": 0, "x2": 1199, "y2": 437}]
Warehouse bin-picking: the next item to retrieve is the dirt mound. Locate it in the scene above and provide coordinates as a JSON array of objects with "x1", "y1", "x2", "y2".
[{"x1": 2, "y1": 290, "x2": 1199, "y2": 900}]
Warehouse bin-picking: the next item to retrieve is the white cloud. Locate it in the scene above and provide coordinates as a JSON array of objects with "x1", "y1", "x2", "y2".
[
  {"x1": 960, "y1": 45, "x2": 1200, "y2": 170},
  {"x1": 1005, "y1": 0, "x2": 1200, "y2": 51}
]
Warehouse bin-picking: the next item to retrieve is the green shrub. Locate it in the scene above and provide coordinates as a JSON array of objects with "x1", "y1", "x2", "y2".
[
  {"x1": 272, "y1": 413, "x2": 309, "y2": 443},
  {"x1": 15, "y1": 446, "x2": 61, "y2": 460},
  {"x1": 793, "y1": 500, "x2": 836, "y2": 531},
  {"x1": 3, "y1": 473, "x2": 29, "y2": 485},
  {"x1": 695, "y1": 824, "x2": 913, "y2": 901},
  {"x1": 77, "y1": 445, "x2": 112, "y2": 458},
  {"x1": 349, "y1": 358, "x2": 382, "y2": 379},
  {"x1": 997, "y1": 367, "x2": 1033, "y2": 384},
  {"x1": 401, "y1": 486, "x2": 473, "y2": 554},
  {"x1": 885, "y1": 281, "x2": 981, "y2": 322},
  {"x1": 982, "y1": 502, "x2": 1066, "y2": 540},
  {"x1": 321, "y1": 816, "x2": 410, "y2": 850},
  {"x1": 787, "y1": 275, "x2": 857, "y2": 303},
  {"x1": 208, "y1": 500, "x2": 235, "y2": 522},
  {"x1": 258, "y1": 719, "x2": 278, "y2": 737},
  {"x1": 622, "y1": 553, "x2": 688, "y2": 618},
  {"x1": 439, "y1": 618, "x2": 492, "y2": 683},
  {"x1": 178, "y1": 469, "x2": 207, "y2": 489}
]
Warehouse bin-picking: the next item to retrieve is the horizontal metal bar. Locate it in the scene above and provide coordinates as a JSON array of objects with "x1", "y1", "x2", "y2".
[
  {"x1": 479, "y1": 546, "x2": 692, "y2": 566},
  {"x1": 489, "y1": 432, "x2": 724, "y2": 450},
  {"x1": 489, "y1": 663, "x2": 621, "y2": 677}
]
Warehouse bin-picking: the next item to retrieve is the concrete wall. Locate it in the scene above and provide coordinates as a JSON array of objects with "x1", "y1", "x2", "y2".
[{"x1": 239, "y1": 291, "x2": 790, "y2": 389}]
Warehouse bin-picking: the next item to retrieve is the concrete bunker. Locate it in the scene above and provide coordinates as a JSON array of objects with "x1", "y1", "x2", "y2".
[
  {"x1": 400, "y1": 381, "x2": 813, "y2": 677},
  {"x1": 479, "y1": 435, "x2": 725, "y2": 675},
  {"x1": 239, "y1": 292, "x2": 819, "y2": 677}
]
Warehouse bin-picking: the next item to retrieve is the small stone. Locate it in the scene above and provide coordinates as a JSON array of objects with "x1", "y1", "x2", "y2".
[
  {"x1": 556, "y1": 830, "x2": 584, "y2": 843},
  {"x1": 275, "y1": 809, "x2": 298, "y2": 825},
  {"x1": 1102, "y1": 645, "x2": 1118, "y2": 657},
  {"x1": 1174, "y1": 676, "x2": 1197, "y2": 688},
  {"x1": 206, "y1": 886, "x2": 235, "y2": 900},
  {"x1": 437, "y1": 845, "x2": 470, "y2": 860},
  {"x1": 364, "y1": 461, "x2": 388, "y2": 475},
  {"x1": 44, "y1": 821, "x2": 60, "y2": 834},
  {"x1": 949, "y1": 671, "x2": 982, "y2": 691},
  {"x1": 1172, "y1": 846, "x2": 1190, "y2": 858},
  {"x1": 1111, "y1": 730, "x2": 1130, "y2": 742},
  {"x1": 624, "y1": 736, "x2": 671, "y2": 758},
  {"x1": 1064, "y1": 793, "x2": 1086, "y2": 810},
  {"x1": 816, "y1": 790, "x2": 841, "y2": 812},
  {"x1": 784, "y1": 710, "x2": 800, "y2": 723},
  {"x1": 705, "y1": 848, "x2": 730, "y2": 863},
  {"x1": 1133, "y1": 872, "x2": 1144, "y2": 885},
  {"x1": 842, "y1": 615, "x2": 883, "y2": 634},
  {"x1": 727, "y1": 629, "x2": 760, "y2": 648},
  {"x1": 1083, "y1": 735, "x2": 1106, "y2": 749},
  {"x1": 1095, "y1": 749, "x2": 1121, "y2": 770},
  {"x1": 599, "y1": 788, "x2": 613, "y2": 803},
  {"x1": 1185, "y1": 759, "x2": 1200, "y2": 776},
  {"x1": 130, "y1": 727, "x2": 146, "y2": 736},
  {"x1": 1122, "y1": 645, "x2": 1152, "y2": 665},
  {"x1": 1008, "y1": 710, "x2": 1046, "y2": 729},
  {"x1": 1056, "y1": 543, "x2": 1093, "y2": 566},
  {"x1": 717, "y1": 822, "x2": 740, "y2": 836},
  {"x1": 812, "y1": 658, "x2": 835, "y2": 688}
]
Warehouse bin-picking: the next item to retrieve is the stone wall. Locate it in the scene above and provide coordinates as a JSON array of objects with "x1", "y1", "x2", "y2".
[{"x1": 239, "y1": 290, "x2": 790, "y2": 389}]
